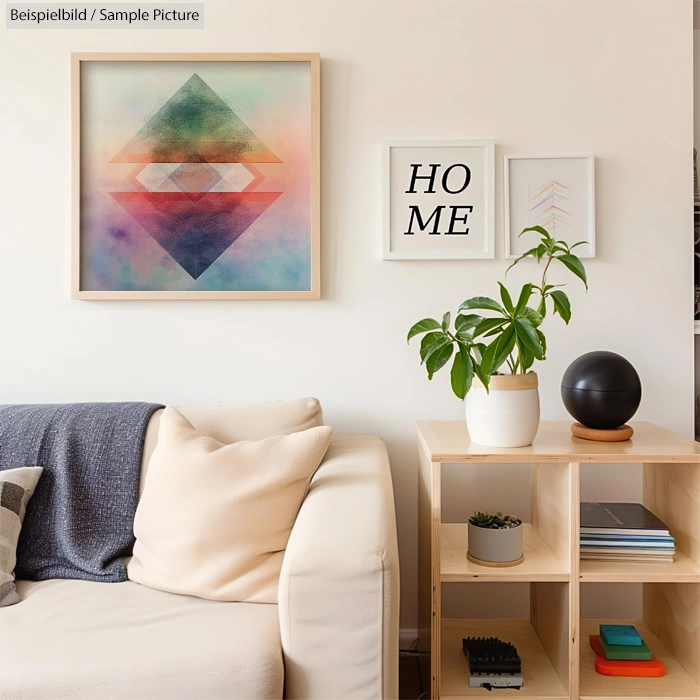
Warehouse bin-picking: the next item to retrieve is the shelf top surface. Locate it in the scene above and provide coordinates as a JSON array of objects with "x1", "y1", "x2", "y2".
[{"x1": 417, "y1": 420, "x2": 700, "y2": 463}]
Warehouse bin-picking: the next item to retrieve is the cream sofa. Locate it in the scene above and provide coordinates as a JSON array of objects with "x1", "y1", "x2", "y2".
[{"x1": 0, "y1": 399, "x2": 400, "y2": 700}]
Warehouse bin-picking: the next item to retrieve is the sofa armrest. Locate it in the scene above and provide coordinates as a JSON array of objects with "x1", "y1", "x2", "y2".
[{"x1": 279, "y1": 436, "x2": 400, "y2": 700}]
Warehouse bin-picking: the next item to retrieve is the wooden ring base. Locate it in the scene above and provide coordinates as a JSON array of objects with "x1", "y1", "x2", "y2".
[
  {"x1": 571, "y1": 422, "x2": 634, "y2": 442},
  {"x1": 467, "y1": 552, "x2": 525, "y2": 568}
]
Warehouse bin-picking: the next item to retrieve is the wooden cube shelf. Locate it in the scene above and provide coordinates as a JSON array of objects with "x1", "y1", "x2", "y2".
[{"x1": 417, "y1": 421, "x2": 700, "y2": 699}]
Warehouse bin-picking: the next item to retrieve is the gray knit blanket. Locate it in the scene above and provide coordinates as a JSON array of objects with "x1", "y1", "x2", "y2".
[{"x1": 0, "y1": 402, "x2": 163, "y2": 582}]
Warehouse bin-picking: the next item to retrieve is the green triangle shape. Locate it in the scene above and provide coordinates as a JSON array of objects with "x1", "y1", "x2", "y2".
[
  {"x1": 134, "y1": 74, "x2": 257, "y2": 143},
  {"x1": 110, "y1": 74, "x2": 280, "y2": 165}
]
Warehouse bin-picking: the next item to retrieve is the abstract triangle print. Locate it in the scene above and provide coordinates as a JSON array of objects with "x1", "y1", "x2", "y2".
[
  {"x1": 77, "y1": 57, "x2": 317, "y2": 297},
  {"x1": 107, "y1": 71, "x2": 285, "y2": 281},
  {"x1": 110, "y1": 74, "x2": 282, "y2": 164}
]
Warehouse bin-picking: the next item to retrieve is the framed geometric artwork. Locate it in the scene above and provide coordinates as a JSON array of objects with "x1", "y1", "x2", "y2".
[
  {"x1": 504, "y1": 155, "x2": 595, "y2": 259},
  {"x1": 383, "y1": 140, "x2": 495, "y2": 260},
  {"x1": 71, "y1": 53, "x2": 320, "y2": 300}
]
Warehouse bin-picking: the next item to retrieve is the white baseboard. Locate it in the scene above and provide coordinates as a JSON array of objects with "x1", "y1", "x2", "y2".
[{"x1": 400, "y1": 627, "x2": 419, "y2": 651}]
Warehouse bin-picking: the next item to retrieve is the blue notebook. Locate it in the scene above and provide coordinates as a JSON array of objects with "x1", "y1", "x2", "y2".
[{"x1": 600, "y1": 624, "x2": 642, "y2": 646}]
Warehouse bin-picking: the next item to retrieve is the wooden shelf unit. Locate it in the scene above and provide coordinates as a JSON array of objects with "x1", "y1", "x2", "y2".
[{"x1": 417, "y1": 420, "x2": 700, "y2": 700}]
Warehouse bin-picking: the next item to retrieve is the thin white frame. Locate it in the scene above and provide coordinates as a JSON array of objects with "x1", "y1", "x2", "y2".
[
  {"x1": 504, "y1": 155, "x2": 596, "y2": 259},
  {"x1": 383, "y1": 139, "x2": 495, "y2": 260}
]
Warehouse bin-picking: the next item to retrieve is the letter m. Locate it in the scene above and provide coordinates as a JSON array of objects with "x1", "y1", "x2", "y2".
[{"x1": 404, "y1": 205, "x2": 445, "y2": 235}]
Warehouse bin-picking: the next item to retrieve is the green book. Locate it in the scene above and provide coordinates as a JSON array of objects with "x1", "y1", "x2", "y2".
[{"x1": 599, "y1": 636, "x2": 652, "y2": 660}]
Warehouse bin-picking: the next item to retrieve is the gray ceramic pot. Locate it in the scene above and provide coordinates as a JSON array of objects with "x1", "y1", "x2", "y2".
[{"x1": 467, "y1": 522, "x2": 523, "y2": 566}]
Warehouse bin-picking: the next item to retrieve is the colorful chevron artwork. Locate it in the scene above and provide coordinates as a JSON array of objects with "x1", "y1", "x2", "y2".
[{"x1": 528, "y1": 180, "x2": 572, "y2": 233}]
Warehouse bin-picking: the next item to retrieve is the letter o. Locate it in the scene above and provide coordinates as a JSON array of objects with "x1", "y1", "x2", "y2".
[{"x1": 442, "y1": 164, "x2": 471, "y2": 194}]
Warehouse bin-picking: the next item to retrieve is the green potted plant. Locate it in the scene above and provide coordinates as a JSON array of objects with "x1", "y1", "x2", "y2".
[
  {"x1": 467, "y1": 511, "x2": 523, "y2": 566},
  {"x1": 408, "y1": 226, "x2": 588, "y2": 447}
]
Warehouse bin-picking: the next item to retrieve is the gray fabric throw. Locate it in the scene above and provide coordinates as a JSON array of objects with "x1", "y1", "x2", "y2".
[{"x1": 0, "y1": 402, "x2": 163, "y2": 582}]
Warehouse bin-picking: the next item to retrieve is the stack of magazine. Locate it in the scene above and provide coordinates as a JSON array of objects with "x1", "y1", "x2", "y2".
[{"x1": 580, "y1": 503, "x2": 675, "y2": 563}]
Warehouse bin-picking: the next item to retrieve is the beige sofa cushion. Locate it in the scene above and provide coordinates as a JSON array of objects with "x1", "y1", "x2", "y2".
[
  {"x1": 0, "y1": 466, "x2": 42, "y2": 607},
  {"x1": 128, "y1": 408, "x2": 332, "y2": 603},
  {"x1": 139, "y1": 397, "x2": 323, "y2": 494},
  {"x1": 0, "y1": 579, "x2": 283, "y2": 700}
]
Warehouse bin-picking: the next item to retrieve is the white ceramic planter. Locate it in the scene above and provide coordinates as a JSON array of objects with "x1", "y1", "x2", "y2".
[
  {"x1": 467, "y1": 522, "x2": 524, "y2": 566},
  {"x1": 465, "y1": 373, "x2": 540, "y2": 448}
]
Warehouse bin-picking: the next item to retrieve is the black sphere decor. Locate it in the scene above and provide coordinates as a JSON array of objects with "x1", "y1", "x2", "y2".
[{"x1": 561, "y1": 351, "x2": 642, "y2": 430}]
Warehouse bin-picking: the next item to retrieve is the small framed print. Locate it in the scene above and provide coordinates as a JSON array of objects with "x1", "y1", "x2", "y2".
[
  {"x1": 505, "y1": 155, "x2": 596, "y2": 259},
  {"x1": 384, "y1": 140, "x2": 495, "y2": 260}
]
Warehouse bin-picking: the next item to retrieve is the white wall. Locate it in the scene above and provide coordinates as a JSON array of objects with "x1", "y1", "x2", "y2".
[{"x1": 0, "y1": 0, "x2": 694, "y2": 631}]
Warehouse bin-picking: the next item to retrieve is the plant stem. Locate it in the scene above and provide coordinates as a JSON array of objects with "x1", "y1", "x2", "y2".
[{"x1": 538, "y1": 253, "x2": 554, "y2": 313}]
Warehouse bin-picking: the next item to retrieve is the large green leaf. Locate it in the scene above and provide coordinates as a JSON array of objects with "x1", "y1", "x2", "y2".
[
  {"x1": 472, "y1": 354, "x2": 491, "y2": 391},
  {"x1": 556, "y1": 253, "x2": 588, "y2": 289},
  {"x1": 420, "y1": 332, "x2": 442, "y2": 362},
  {"x1": 514, "y1": 283, "x2": 533, "y2": 315},
  {"x1": 550, "y1": 290, "x2": 571, "y2": 324},
  {"x1": 482, "y1": 326, "x2": 505, "y2": 338},
  {"x1": 455, "y1": 314, "x2": 483, "y2": 332},
  {"x1": 459, "y1": 297, "x2": 506, "y2": 314},
  {"x1": 480, "y1": 324, "x2": 516, "y2": 375},
  {"x1": 491, "y1": 325, "x2": 516, "y2": 373},
  {"x1": 450, "y1": 344, "x2": 474, "y2": 400},
  {"x1": 422, "y1": 334, "x2": 451, "y2": 366},
  {"x1": 514, "y1": 317, "x2": 545, "y2": 360},
  {"x1": 407, "y1": 318, "x2": 441, "y2": 343},
  {"x1": 474, "y1": 317, "x2": 507, "y2": 337},
  {"x1": 480, "y1": 337, "x2": 499, "y2": 376},
  {"x1": 520, "y1": 306, "x2": 543, "y2": 327},
  {"x1": 516, "y1": 337, "x2": 535, "y2": 371},
  {"x1": 498, "y1": 282, "x2": 515, "y2": 315},
  {"x1": 426, "y1": 342, "x2": 454, "y2": 380}
]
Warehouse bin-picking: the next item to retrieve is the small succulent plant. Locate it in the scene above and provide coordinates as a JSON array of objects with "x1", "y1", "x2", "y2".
[{"x1": 468, "y1": 511, "x2": 522, "y2": 529}]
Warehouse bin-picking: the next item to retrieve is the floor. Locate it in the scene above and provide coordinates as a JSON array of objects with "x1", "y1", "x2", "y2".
[{"x1": 399, "y1": 652, "x2": 424, "y2": 700}]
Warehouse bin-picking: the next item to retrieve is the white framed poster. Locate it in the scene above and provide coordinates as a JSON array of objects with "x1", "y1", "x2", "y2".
[
  {"x1": 505, "y1": 155, "x2": 595, "y2": 259},
  {"x1": 384, "y1": 140, "x2": 495, "y2": 260}
]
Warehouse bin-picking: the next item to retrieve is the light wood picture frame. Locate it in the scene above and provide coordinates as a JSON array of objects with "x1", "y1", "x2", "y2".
[
  {"x1": 505, "y1": 155, "x2": 596, "y2": 259},
  {"x1": 72, "y1": 53, "x2": 320, "y2": 300},
  {"x1": 384, "y1": 140, "x2": 495, "y2": 260}
]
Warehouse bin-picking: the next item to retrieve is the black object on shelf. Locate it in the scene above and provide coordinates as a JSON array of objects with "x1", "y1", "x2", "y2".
[
  {"x1": 462, "y1": 637, "x2": 522, "y2": 674},
  {"x1": 561, "y1": 351, "x2": 642, "y2": 430}
]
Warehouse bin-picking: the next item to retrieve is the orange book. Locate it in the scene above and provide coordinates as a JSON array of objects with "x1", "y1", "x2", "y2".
[{"x1": 590, "y1": 636, "x2": 666, "y2": 677}]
